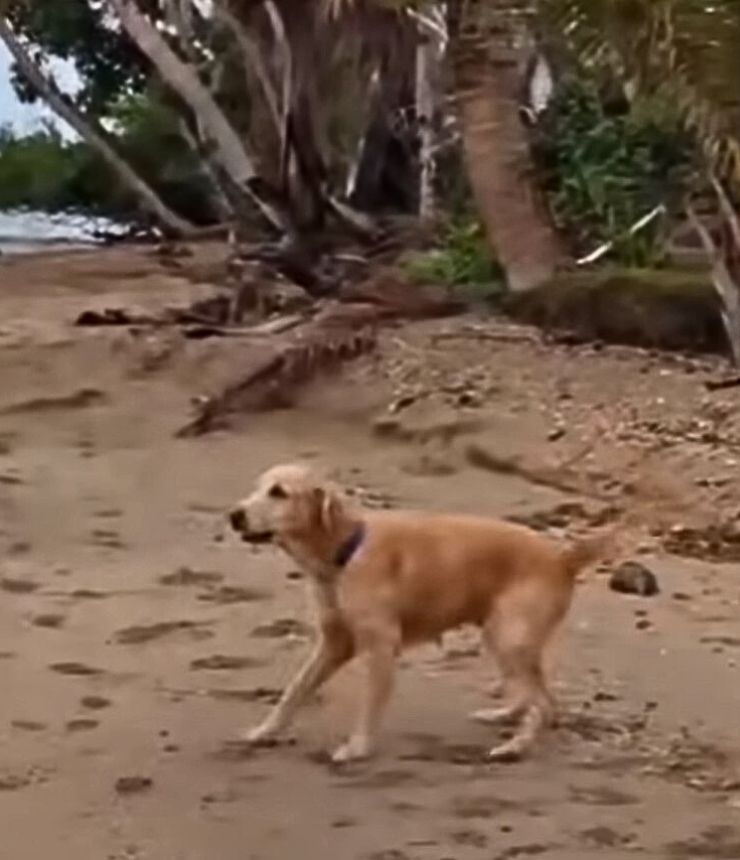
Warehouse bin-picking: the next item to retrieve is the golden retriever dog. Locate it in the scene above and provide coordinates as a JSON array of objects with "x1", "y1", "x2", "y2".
[{"x1": 229, "y1": 462, "x2": 607, "y2": 763}]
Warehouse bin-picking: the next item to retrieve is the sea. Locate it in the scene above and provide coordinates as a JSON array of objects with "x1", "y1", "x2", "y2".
[{"x1": 0, "y1": 209, "x2": 126, "y2": 255}]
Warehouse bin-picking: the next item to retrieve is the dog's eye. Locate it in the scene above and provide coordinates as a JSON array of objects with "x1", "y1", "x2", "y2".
[{"x1": 268, "y1": 484, "x2": 288, "y2": 500}]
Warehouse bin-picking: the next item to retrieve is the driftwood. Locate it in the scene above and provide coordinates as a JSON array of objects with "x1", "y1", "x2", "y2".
[
  {"x1": 175, "y1": 269, "x2": 463, "y2": 437},
  {"x1": 176, "y1": 303, "x2": 380, "y2": 437}
]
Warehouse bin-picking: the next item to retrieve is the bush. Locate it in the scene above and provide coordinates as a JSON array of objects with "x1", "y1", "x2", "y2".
[
  {"x1": 534, "y1": 77, "x2": 698, "y2": 266},
  {"x1": 0, "y1": 124, "x2": 93, "y2": 213},
  {"x1": 0, "y1": 90, "x2": 217, "y2": 224},
  {"x1": 404, "y1": 216, "x2": 505, "y2": 296}
]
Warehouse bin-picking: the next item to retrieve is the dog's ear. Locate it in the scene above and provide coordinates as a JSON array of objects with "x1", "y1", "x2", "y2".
[{"x1": 314, "y1": 486, "x2": 342, "y2": 533}]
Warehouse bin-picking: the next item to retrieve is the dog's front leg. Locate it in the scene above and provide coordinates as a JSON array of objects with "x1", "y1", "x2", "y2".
[
  {"x1": 332, "y1": 635, "x2": 398, "y2": 763},
  {"x1": 244, "y1": 632, "x2": 351, "y2": 744}
]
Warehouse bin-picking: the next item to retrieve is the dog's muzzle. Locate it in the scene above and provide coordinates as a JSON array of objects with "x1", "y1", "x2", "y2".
[
  {"x1": 228, "y1": 508, "x2": 274, "y2": 544},
  {"x1": 229, "y1": 508, "x2": 247, "y2": 532}
]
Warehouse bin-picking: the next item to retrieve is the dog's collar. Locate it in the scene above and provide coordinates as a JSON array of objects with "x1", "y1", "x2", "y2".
[{"x1": 333, "y1": 523, "x2": 366, "y2": 568}]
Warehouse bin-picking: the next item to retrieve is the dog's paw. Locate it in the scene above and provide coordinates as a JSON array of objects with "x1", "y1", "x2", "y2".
[
  {"x1": 487, "y1": 740, "x2": 525, "y2": 763},
  {"x1": 470, "y1": 706, "x2": 520, "y2": 726},
  {"x1": 331, "y1": 735, "x2": 373, "y2": 764},
  {"x1": 241, "y1": 722, "x2": 279, "y2": 745}
]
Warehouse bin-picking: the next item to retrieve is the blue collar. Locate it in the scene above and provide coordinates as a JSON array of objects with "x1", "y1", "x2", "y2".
[{"x1": 333, "y1": 523, "x2": 366, "y2": 568}]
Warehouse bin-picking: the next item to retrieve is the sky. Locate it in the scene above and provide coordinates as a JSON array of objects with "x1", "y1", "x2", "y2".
[{"x1": 0, "y1": 42, "x2": 79, "y2": 137}]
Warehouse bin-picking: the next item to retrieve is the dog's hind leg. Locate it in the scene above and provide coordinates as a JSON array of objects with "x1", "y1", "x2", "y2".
[
  {"x1": 473, "y1": 600, "x2": 557, "y2": 760},
  {"x1": 332, "y1": 625, "x2": 400, "y2": 763}
]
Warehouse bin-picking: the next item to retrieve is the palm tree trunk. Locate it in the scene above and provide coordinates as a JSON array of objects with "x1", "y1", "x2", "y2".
[
  {"x1": 106, "y1": 0, "x2": 286, "y2": 232},
  {"x1": 0, "y1": 16, "x2": 195, "y2": 237},
  {"x1": 452, "y1": 0, "x2": 565, "y2": 291}
]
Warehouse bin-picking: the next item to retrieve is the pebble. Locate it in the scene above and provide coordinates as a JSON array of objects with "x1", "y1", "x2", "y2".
[{"x1": 609, "y1": 561, "x2": 660, "y2": 597}]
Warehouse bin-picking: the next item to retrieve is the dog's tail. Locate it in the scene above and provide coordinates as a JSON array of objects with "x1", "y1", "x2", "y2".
[{"x1": 561, "y1": 529, "x2": 617, "y2": 579}]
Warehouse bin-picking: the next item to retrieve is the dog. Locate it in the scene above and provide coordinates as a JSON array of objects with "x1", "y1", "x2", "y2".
[{"x1": 229, "y1": 462, "x2": 608, "y2": 763}]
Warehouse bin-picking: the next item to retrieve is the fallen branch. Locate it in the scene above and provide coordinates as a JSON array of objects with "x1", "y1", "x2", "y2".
[{"x1": 176, "y1": 303, "x2": 379, "y2": 437}]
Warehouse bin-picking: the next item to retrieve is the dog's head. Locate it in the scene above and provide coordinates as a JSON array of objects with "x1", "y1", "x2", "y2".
[{"x1": 229, "y1": 463, "x2": 349, "y2": 553}]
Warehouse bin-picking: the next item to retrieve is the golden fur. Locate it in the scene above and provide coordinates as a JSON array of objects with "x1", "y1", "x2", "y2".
[{"x1": 229, "y1": 462, "x2": 605, "y2": 763}]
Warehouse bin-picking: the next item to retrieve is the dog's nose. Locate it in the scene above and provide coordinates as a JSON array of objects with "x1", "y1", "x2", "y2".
[{"x1": 229, "y1": 508, "x2": 246, "y2": 532}]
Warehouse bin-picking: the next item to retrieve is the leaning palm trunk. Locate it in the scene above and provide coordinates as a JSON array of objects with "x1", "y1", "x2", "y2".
[
  {"x1": 0, "y1": 15, "x2": 195, "y2": 237},
  {"x1": 106, "y1": 0, "x2": 285, "y2": 232},
  {"x1": 451, "y1": 0, "x2": 564, "y2": 292}
]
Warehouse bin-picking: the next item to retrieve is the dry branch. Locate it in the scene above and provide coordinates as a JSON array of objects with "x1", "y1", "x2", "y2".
[{"x1": 176, "y1": 303, "x2": 379, "y2": 436}]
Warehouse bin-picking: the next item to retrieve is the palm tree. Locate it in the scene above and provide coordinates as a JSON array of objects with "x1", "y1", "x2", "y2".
[
  {"x1": 325, "y1": 0, "x2": 566, "y2": 291},
  {"x1": 451, "y1": 0, "x2": 566, "y2": 291}
]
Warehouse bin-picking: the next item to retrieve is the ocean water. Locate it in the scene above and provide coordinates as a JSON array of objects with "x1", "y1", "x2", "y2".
[{"x1": 0, "y1": 209, "x2": 125, "y2": 255}]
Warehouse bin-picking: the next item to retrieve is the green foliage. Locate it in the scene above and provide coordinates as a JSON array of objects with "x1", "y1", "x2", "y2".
[
  {"x1": 5, "y1": 0, "x2": 148, "y2": 114},
  {"x1": 110, "y1": 91, "x2": 217, "y2": 222},
  {"x1": 0, "y1": 124, "x2": 99, "y2": 213},
  {"x1": 405, "y1": 217, "x2": 505, "y2": 295},
  {"x1": 0, "y1": 91, "x2": 218, "y2": 223},
  {"x1": 534, "y1": 77, "x2": 698, "y2": 266}
]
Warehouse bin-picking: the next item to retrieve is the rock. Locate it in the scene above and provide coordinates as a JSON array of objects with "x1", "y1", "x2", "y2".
[{"x1": 609, "y1": 561, "x2": 660, "y2": 597}]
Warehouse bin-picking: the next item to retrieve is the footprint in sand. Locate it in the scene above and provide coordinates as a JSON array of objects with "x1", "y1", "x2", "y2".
[
  {"x1": 112, "y1": 620, "x2": 213, "y2": 645},
  {"x1": 94, "y1": 508, "x2": 123, "y2": 520},
  {"x1": 190, "y1": 655, "x2": 263, "y2": 671},
  {"x1": 1, "y1": 578, "x2": 40, "y2": 594},
  {"x1": 0, "y1": 766, "x2": 52, "y2": 791},
  {"x1": 0, "y1": 774, "x2": 31, "y2": 792},
  {"x1": 50, "y1": 661, "x2": 103, "y2": 676},
  {"x1": 251, "y1": 618, "x2": 310, "y2": 638},
  {"x1": 114, "y1": 775, "x2": 153, "y2": 795},
  {"x1": 32, "y1": 613, "x2": 66, "y2": 629},
  {"x1": 11, "y1": 720, "x2": 47, "y2": 732},
  {"x1": 207, "y1": 687, "x2": 281, "y2": 705},
  {"x1": 66, "y1": 718, "x2": 99, "y2": 732},
  {"x1": 69, "y1": 589, "x2": 109, "y2": 600},
  {"x1": 80, "y1": 695, "x2": 112, "y2": 711},
  {"x1": 0, "y1": 472, "x2": 24, "y2": 486},
  {"x1": 158, "y1": 566, "x2": 223, "y2": 587},
  {"x1": 198, "y1": 585, "x2": 268, "y2": 605},
  {"x1": 89, "y1": 528, "x2": 127, "y2": 550}
]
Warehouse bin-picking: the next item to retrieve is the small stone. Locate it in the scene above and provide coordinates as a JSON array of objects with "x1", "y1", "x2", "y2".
[
  {"x1": 635, "y1": 619, "x2": 652, "y2": 631},
  {"x1": 609, "y1": 561, "x2": 660, "y2": 597}
]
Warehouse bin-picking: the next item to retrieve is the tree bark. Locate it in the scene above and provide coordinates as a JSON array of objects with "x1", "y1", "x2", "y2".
[
  {"x1": 415, "y1": 5, "x2": 444, "y2": 220},
  {"x1": 0, "y1": 15, "x2": 195, "y2": 237},
  {"x1": 452, "y1": 0, "x2": 565, "y2": 291},
  {"x1": 347, "y1": 14, "x2": 418, "y2": 214},
  {"x1": 106, "y1": 0, "x2": 286, "y2": 232}
]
